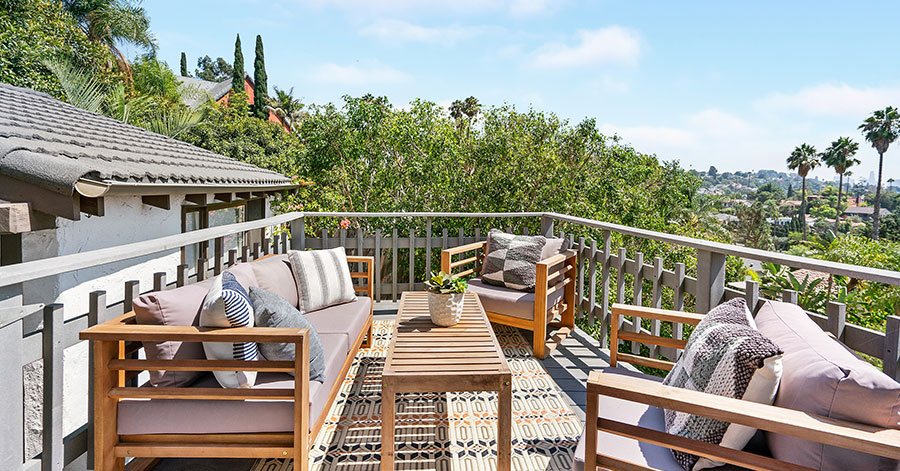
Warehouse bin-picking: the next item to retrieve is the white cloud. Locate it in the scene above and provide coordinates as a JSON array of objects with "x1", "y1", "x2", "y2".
[
  {"x1": 359, "y1": 20, "x2": 493, "y2": 44},
  {"x1": 508, "y1": 0, "x2": 556, "y2": 16},
  {"x1": 533, "y1": 27, "x2": 641, "y2": 69},
  {"x1": 307, "y1": 62, "x2": 411, "y2": 85},
  {"x1": 755, "y1": 83, "x2": 900, "y2": 117},
  {"x1": 599, "y1": 124, "x2": 695, "y2": 149},
  {"x1": 684, "y1": 109, "x2": 755, "y2": 137}
]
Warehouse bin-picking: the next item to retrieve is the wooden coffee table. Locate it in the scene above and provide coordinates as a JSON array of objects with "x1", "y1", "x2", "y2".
[{"x1": 381, "y1": 292, "x2": 512, "y2": 471}]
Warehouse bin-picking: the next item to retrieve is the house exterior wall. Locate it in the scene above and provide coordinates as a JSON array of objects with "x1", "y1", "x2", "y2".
[{"x1": 20, "y1": 194, "x2": 185, "y2": 459}]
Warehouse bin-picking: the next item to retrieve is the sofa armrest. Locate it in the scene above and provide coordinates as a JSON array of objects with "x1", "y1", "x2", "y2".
[
  {"x1": 347, "y1": 255, "x2": 374, "y2": 298},
  {"x1": 608, "y1": 303, "x2": 705, "y2": 370},
  {"x1": 537, "y1": 249, "x2": 577, "y2": 295},
  {"x1": 585, "y1": 371, "x2": 900, "y2": 469},
  {"x1": 440, "y1": 241, "x2": 487, "y2": 277}
]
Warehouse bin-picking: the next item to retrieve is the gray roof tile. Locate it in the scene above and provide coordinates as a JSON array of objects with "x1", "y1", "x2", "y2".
[{"x1": 0, "y1": 83, "x2": 293, "y2": 196}]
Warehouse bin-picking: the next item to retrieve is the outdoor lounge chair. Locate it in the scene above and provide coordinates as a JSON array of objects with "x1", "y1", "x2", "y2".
[
  {"x1": 441, "y1": 237, "x2": 576, "y2": 359},
  {"x1": 574, "y1": 302, "x2": 900, "y2": 470}
]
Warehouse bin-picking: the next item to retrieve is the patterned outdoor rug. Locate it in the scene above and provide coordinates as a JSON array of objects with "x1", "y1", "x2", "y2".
[{"x1": 252, "y1": 319, "x2": 582, "y2": 471}]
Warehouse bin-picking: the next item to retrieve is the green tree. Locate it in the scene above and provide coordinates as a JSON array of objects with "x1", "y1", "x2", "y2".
[
  {"x1": 753, "y1": 182, "x2": 785, "y2": 204},
  {"x1": 195, "y1": 55, "x2": 232, "y2": 82},
  {"x1": 0, "y1": 0, "x2": 116, "y2": 99},
  {"x1": 449, "y1": 96, "x2": 480, "y2": 139},
  {"x1": 253, "y1": 35, "x2": 268, "y2": 119},
  {"x1": 787, "y1": 143, "x2": 820, "y2": 239},
  {"x1": 61, "y1": 0, "x2": 157, "y2": 80},
  {"x1": 180, "y1": 51, "x2": 187, "y2": 76},
  {"x1": 131, "y1": 54, "x2": 181, "y2": 101},
  {"x1": 786, "y1": 183, "x2": 794, "y2": 198},
  {"x1": 860, "y1": 106, "x2": 900, "y2": 240},
  {"x1": 734, "y1": 202, "x2": 775, "y2": 250},
  {"x1": 823, "y1": 136, "x2": 860, "y2": 233},
  {"x1": 232, "y1": 34, "x2": 244, "y2": 93}
]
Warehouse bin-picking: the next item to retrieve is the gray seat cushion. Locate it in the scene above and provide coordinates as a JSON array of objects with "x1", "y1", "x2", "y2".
[
  {"x1": 572, "y1": 368, "x2": 758, "y2": 471},
  {"x1": 250, "y1": 286, "x2": 326, "y2": 382},
  {"x1": 305, "y1": 297, "x2": 372, "y2": 346},
  {"x1": 466, "y1": 278, "x2": 564, "y2": 321},
  {"x1": 117, "y1": 332, "x2": 349, "y2": 435}
]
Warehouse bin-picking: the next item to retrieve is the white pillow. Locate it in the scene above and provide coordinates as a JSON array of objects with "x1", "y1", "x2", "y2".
[
  {"x1": 287, "y1": 247, "x2": 356, "y2": 314},
  {"x1": 200, "y1": 271, "x2": 258, "y2": 388}
]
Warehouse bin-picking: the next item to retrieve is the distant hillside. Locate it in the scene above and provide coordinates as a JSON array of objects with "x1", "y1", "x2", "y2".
[{"x1": 695, "y1": 168, "x2": 827, "y2": 196}]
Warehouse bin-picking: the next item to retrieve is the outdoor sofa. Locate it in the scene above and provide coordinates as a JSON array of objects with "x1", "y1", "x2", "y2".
[
  {"x1": 80, "y1": 252, "x2": 374, "y2": 471},
  {"x1": 574, "y1": 300, "x2": 900, "y2": 471}
]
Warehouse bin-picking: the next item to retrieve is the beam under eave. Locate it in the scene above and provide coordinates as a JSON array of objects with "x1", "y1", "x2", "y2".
[
  {"x1": 235, "y1": 192, "x2": 251, "y2": 200},
  {"x1": 185, "y1": 194, "x2": 208, "y2": 205},
  {"x1": 79, "y1": 195, "x2": 104, "y2": 217},
  {"x1": 0, "y1": 175, "x2": 79, "y2": 221},
  {"x1": 0, "y1": 203, "x2": 31, "y2": 234},
  {"x1": 214, "y1": 192, "x2": 233, "y2": 203},
  {"x1": 141, "y1": 195, "x2": 171, "y2": 210}
]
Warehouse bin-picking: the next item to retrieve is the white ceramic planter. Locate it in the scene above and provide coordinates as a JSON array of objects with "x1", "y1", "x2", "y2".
[{"x1": 428, "y1": 292, "x2": 465, "y2": 326}]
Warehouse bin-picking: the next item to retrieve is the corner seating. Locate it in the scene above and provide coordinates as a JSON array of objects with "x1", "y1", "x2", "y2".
[
  {"x1": 79, "y1": 253, "x2": 375, "y2": 471},
  {"x1": 574, "y1": 303, "x2": 900, "y2": 471},
  {"x1": 440, "y1": 240, "x2": 577, "y2": 359}
]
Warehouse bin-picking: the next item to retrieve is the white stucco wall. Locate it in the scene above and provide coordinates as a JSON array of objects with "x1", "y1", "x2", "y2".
[{"x1": 20, "y1": 194, "x2": 185, "y2": 457}]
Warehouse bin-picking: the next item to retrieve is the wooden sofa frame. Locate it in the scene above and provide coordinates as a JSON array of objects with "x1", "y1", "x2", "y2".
[
  {"x1": 584, "y1": 303, "x2": 900, "y2": 470},
  {"x1": 79, "y1": 254, "x2": 375, "y2": 471},
  {"x1": 440, "y1": 241, "x2": 576, "y2": 359}
]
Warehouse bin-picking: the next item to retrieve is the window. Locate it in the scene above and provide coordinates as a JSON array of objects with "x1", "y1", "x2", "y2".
[{"x1": 182, "y1": 200, "x2": 250, "y2": 267}]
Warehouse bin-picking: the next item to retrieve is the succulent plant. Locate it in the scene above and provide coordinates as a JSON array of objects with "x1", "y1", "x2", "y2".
[{"x1": 424, "y1": 271, "x2": 467, "y2": 294}]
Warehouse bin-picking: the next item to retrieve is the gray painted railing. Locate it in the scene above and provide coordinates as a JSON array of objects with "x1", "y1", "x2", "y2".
[{"x1": 1, "y1": 211, "x2": 899, "y2": 470}]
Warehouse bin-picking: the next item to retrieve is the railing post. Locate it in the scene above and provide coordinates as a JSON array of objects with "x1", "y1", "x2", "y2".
[
  {"x1": 744, "y1": 280, "x2": 759, "y2": 315},
  {"x1": 826, "y1": 301, "x2": 846, "y2": 341},
  {"x1": 540, "y1": 214, "x2": 554, "y2": 237},
  {"x1": 42, "y1": 303, "x2": 64, "y2": 470},
  {"x1": 153, "y1": 272, "x2": 166, "y2": 292},
  {"x1": 884, "y1": 315, "x2": 900, "y2": 381},
  {"x1": 124, "y1": 280, "x2": 139, "y2": 312},
  {"x1": 228, "y1": 248, "x2": 237, "y2": 267},
  {"x1": 782, "y1": 289, "x2": 799, "y2": 305},
  {"x1": 176, "y1": 264, "x2": 188, "y2": 287},
  {"x1": 425, "y1": 217, "x2": 433, "y2": 277},
  {"x1": 87, "y1": 291, "x2": 106, "y2": 471},
  {"x1": 197, "y1": 258, "x2": 208, "y2": 282},
  {"x1": 599, "y1": 231, "x2": 611, "y2": 347},
  {"x1": 695, "y1": 249, "x2": 725, "y2": 314},
  {"x1": 214, "y1": 237, "x2": 224, "y2": 275},
  {"x1": 0, "y1": 316, "x2": 23, "y2": 470},
  {"x1": 290, "y1": 216, "x2": 305, "y2": 250}
]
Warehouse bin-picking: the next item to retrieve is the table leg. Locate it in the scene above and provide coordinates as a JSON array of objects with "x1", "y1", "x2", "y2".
[
  {"x1": 381, "y1": 383, "x2": 395, "y2": 471},
  {"x1": 498, "y1": 376, "x2": 512, "y2": 471}
]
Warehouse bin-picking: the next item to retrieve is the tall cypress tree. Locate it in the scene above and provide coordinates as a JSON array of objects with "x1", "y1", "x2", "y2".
[
  {"x1": 232, "y1": 34, "x2": 245, "y2": 93},
  {"x1": 180, "y1": 52, "x2": 187, "y2": 76},
  {"x1": 253, "y1": 34, "x2": 267, "y2": 119}
]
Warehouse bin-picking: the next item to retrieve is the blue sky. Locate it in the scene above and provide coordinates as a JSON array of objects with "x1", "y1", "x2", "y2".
[{"x1": 142, "y1": 0, "x2": 900, "y2": 184}]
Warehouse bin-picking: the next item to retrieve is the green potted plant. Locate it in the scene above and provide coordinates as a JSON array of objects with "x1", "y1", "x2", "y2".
[{"x1": 424, "y1": 271, "x2": 468, "y2": 326}]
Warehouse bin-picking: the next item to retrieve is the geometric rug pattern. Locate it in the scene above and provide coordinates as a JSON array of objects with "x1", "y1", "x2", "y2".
[{"x1": 251, "y1": 319, "x2": 582, "y2": 471}]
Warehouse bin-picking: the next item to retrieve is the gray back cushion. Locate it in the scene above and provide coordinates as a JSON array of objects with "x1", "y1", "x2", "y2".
[
  {"x1": 249, "y1": 287, "x2": 326, "y2": 383},
  {"x1": 481, "y1": 229, "x2": 547, "y2": 292}
]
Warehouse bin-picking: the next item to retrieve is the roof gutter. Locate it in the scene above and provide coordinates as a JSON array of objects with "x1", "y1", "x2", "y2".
[{"x1": 75, "y1": 179, "x2": 298, "y2": 197}]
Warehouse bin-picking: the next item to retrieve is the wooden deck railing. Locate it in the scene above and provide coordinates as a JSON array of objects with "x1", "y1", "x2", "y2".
[{"x1": 0, "y1": 211, "x2": 899, "y2": 470}]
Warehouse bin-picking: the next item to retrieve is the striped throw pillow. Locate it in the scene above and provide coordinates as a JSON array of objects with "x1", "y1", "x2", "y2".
[
  {"x1": 200, "y1": 270, "x2": 259, "y2": 388},
  {"x1": 288, "y1": 247, "x2": 357, "y2": 314},
  {"x1": 662, "y1": 298, "x2": 783, "y2": 470}
]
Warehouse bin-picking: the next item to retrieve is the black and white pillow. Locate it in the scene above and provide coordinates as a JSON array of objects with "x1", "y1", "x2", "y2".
[
  {"x1": 480, "y1": 229, "x2": 547, "y2": 292},
  {"x1": 662, "y1": 298, "x2": 783, "y2": 470},
  {"x1": 287, "y1": 247, "x2": 356, "y2": 314},
  {"x1": 200, "y1": 270, "x2": 259, "y2": 389}
]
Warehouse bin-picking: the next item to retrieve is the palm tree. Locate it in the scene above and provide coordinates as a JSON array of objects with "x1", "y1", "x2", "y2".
[
  {"x1": 823, "y1": 137, "x2": 860, "y2": 233},
  {"x1": 62, "y1": 0, "x2": 157, "y2": 80},
  {"x1": 859, "y1": 106, "x2": 900, "y2": 240},
  {"x1": 787, "y1": 143, "x2": 820, "y2": 238},
  {"x1": 890, "y1": 178, "x2": 895, "y2": 191},
  {"x1": 265, "y1": 87, "x2": 306, "y2": 132}
]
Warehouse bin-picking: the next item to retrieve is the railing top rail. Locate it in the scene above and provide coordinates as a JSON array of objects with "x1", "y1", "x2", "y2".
[
  {"x1": 0, "y1": 212, "x2": 302, "y2": 289},
  {"x1": 546, "y1": 212, "x2": 900, "y2": 286},
  {"x1": 3, "y1": 210, "x2": 900, "y2": 290},
  {"x1": 303, "y1": 212, "x2": 544, "y2": 218}
]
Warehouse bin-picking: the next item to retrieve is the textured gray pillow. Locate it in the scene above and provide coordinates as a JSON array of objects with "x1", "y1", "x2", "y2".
[
  {"x1": 249, "y1": 287, "x2": 326, "y2": 383},
  {"x1": 663, "y1": 298, "x2": 783, "y2": 470},
  {"x1": 481, "y1": 229, "x2": 546, "y2": 292}
]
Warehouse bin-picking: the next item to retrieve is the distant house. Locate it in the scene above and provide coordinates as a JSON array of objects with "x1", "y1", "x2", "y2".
[
  {"x1": 176, "y1": 74, "x2": 288, "y2": 131},
  {"x1": 766, "y1": 216, "x2": 793, "y2": 226},
  {"x1": 713, "y1": 213, "x2": 739, "y2": 224},
  {"x1": 723, "y1": 199, "x2": 752, "y2": 208},
  {"x1": 843, "y1": 206, "x2": 891, "y2": 219}
]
